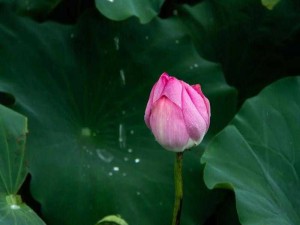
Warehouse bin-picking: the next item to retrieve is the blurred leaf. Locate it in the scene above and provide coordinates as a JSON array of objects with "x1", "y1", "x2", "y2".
[
  {"x1": 0, "y1": 0, "x2": 61, "y2": 17},
  {"x1": 261, "y1": 0, "x2": 281, "y2": 10},
  {"x1": 177, "y1": 0, "x2": 300, "y2": 104},
  {"x1": 96, "y1": 215, "x2": 128, "y2": 225},
  {"x1": 0, "y1": 194, "x2": 45, "y2": 225},
  {"x1": 15, "y1": 0, "x2": 60, "y2": 16},
  {"x1": 0, "y1": 105, "x2": 45, "y2": 224},
  {"x1": 202, "y1": 77, "x2": 300, "y2": 225},
  {"x1": 0, "y1": 8, "x2": 236, "y2": 225},
  {"x1": 0, "y1": 104, "x2": 27, "y2": 194},
  {"x1": 95, "y1": 0, "x2": 164, "y2": 23}
]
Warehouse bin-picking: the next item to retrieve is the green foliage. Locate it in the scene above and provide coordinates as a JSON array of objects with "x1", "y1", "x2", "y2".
[
  {"x1": 96, "y1": 215, "x2": 128, "y2": 225},
  {"x1": 0, "y1": 0, "x2": 299, "y2": 224},
  {"x1": 0, "y1": 105, "x2": 45, "y2": 224},
  {"x1": 0, "y1": 194, "x2": 45, "y2": 225},
  {"x1": 202, "y1": 77, "x2": 300, "y2": 225},
  {"x1": 261, "y1": 0, "x2": 281, "y2": 9},
  {"x1": 95, "y1": 0, "x2": 164, "y2": 23},
  {"x1": 0, "y1": 0, "x2": 60, "y2": 17},
  {"x1": 0, "y1": 104, "x2": 27, "y2": 194},
  {"x1": 0, "y1": 6, "x2": 235, "y2": 225},
  {"x1": 176, "y1": 0, "x2": 300, "y2": 103}
]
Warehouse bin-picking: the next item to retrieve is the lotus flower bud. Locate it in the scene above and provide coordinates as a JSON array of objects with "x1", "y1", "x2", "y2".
[{"x1": 144, "y1": 72, "x2": 210, "y2": 152}]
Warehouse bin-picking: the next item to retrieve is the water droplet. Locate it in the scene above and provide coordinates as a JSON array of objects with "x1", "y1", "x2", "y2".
[
  {"x1": 194, "y1": 63, "x2": 199, "y2": 68},
  {"x1": 108, "y1": 172, "x2": 113, "y2": 176},
  {"x1": 128, "y1": 148, "x2": 133, "y2": 153},
  {"x1": 70, "y1": 33, "x2": 75, "y2": 38},
  {"x1": 124, "y1": 157, "x2": 129, "y2": 161},
  {"x1": 81, "y1": 127, "x2": 91, "y2": 137},
  {"x1": 134, "y1": 158, "x2": 140, "y2": 163},
  {"x1": 107, "y1": 0, "x2": 114, "y2": 2},
  {"x1": 96, "y1": 149, "x2": 114, "y2": 163},
  {"x1": 136, "y1": 191, "x2": 141, "y2": 196},
  {"x1": 175, "y1": 40, "x2": 180, "y2": 44},
  {"x1": 119, "y1": 124, "x2": 126, "y2": 149},
  {"x1": 120, "y1": 69, "x2": 126, "y2": 86},
  {"x1": 173, "y1": 10, "x2": 178, "y2": 16},
  {"x1": 113, "y1": 166, "x2": 119, "y2": 172},
  {"x1": 130, "y1": 130, "x2": 134, "y2": 135},
  {"x1": 114, "y1": 36, "x2": 120, "y2": 50},
  {"x1": 10, "y1": 204, "x2": 20, "y2": 210}
]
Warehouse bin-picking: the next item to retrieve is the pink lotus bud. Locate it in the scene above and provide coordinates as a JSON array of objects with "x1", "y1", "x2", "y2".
[{"x1": 145, "y1": 72, "x2": 210, "y2": 152}]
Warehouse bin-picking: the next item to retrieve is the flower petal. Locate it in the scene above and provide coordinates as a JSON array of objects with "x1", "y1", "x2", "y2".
[
  {"x1": 144, "y1": 73, "x2": 169, "y2": 127},
  {"x1": 192, "y1": 84, "x2": 211, "y2": 120},
  {"x1": 183, "y1": 82, "x2": 210, "y2": 128},
  {"x1": 152, "y1": 72, "x2": 169, "y2": 102},
  {"x1": 182, "y1": 87, "x2": 208, "y2": 144},
  {"x1": 161, "y1": 77, "x2": 183, "y2": 108},
  {"x1": 144, "y1": 87, "x2": 154, "y2": 128},
  {"x1": 149, "y1": 96, "x2": 189, "y2": 152}
]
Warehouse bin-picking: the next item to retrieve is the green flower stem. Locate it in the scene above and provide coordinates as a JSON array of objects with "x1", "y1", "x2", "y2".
[{"x1": 172, "y1": 152, "x2": 183, "y2": 225}]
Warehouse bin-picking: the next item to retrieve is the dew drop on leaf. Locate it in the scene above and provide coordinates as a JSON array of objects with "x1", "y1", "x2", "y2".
[
  {"x1": 114, "y1": 36, "x2": 120, "y2": 50},
  {"x1": 120, "y1": 69, "x2": 126, "y2": 86},
  {"x1": 119, "y1": 124, "x2": 126, "y2": 149},
  {"x1": 10, "y1": 205, "x2": 20, "y2": 210},
  {"x1": 81, "y1": 127, "x2": 91, "y2": 137},
  {"x1": 96, "y1": 149, "x2": 114, "y2": 163}
]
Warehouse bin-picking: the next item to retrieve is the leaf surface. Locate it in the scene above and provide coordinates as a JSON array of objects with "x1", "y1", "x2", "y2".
[
  {"x1": 202, "y1": 77, "x2": 300, "y2": 225},
  {"x1": 0, "y1": 9, "x2": 237, "y2": 225}
]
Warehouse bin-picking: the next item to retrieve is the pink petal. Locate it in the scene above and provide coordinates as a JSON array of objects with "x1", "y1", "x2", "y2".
[
  {"x1": 183, "y1": 83, "x2": 210, "y2": 128},
  {"x1": 182, "y1": 87, "x2": 208, "y2": 144},
  {"x1": 152, "y1": 73, "x2": 169, "y2": 102},
  {"x1": 149, "y1": 96, "x2": 190, "y2": 152},
  {"x1": 192, "y1": 84, "x2": 211, "y2": 120},
  {"x1": 144, "y1": 88, "x2": 154, "y2": 128},
  {"x1": 144, "y1": 73, "x2": 170, "y2": 128},
  {"x1": 161, "y1": 77, "x2": 183, "y2": 108}
]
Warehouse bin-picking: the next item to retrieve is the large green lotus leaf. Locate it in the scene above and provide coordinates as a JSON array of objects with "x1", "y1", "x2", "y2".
[
  {"x1": 0, "y1": 104, "x2": 27, "y2": 194},
  {"x1": 0, "y1": 0, "x2": 60, "y2": 17},
  {"x1": 0, "y1": 195, "x2": 45, "y2": 225},
  {"x1": 0, "y1": 8, "x2": 236, "y2": 225},
  {"x1": 95, "y1": 0, "x2": 164, "y2": 23},
  {"x1": 0, "y1": 105, "x2": 45, "y2": 224},
  {"x1": 15, "y1": 0, "x2": 60, "y2": 16},
  {"x1": 176, "y1": 0, "x2": 300, "y2": 103},
  {"x1": 202, "y1": 77, "x2": 300, "y2": 225}
]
